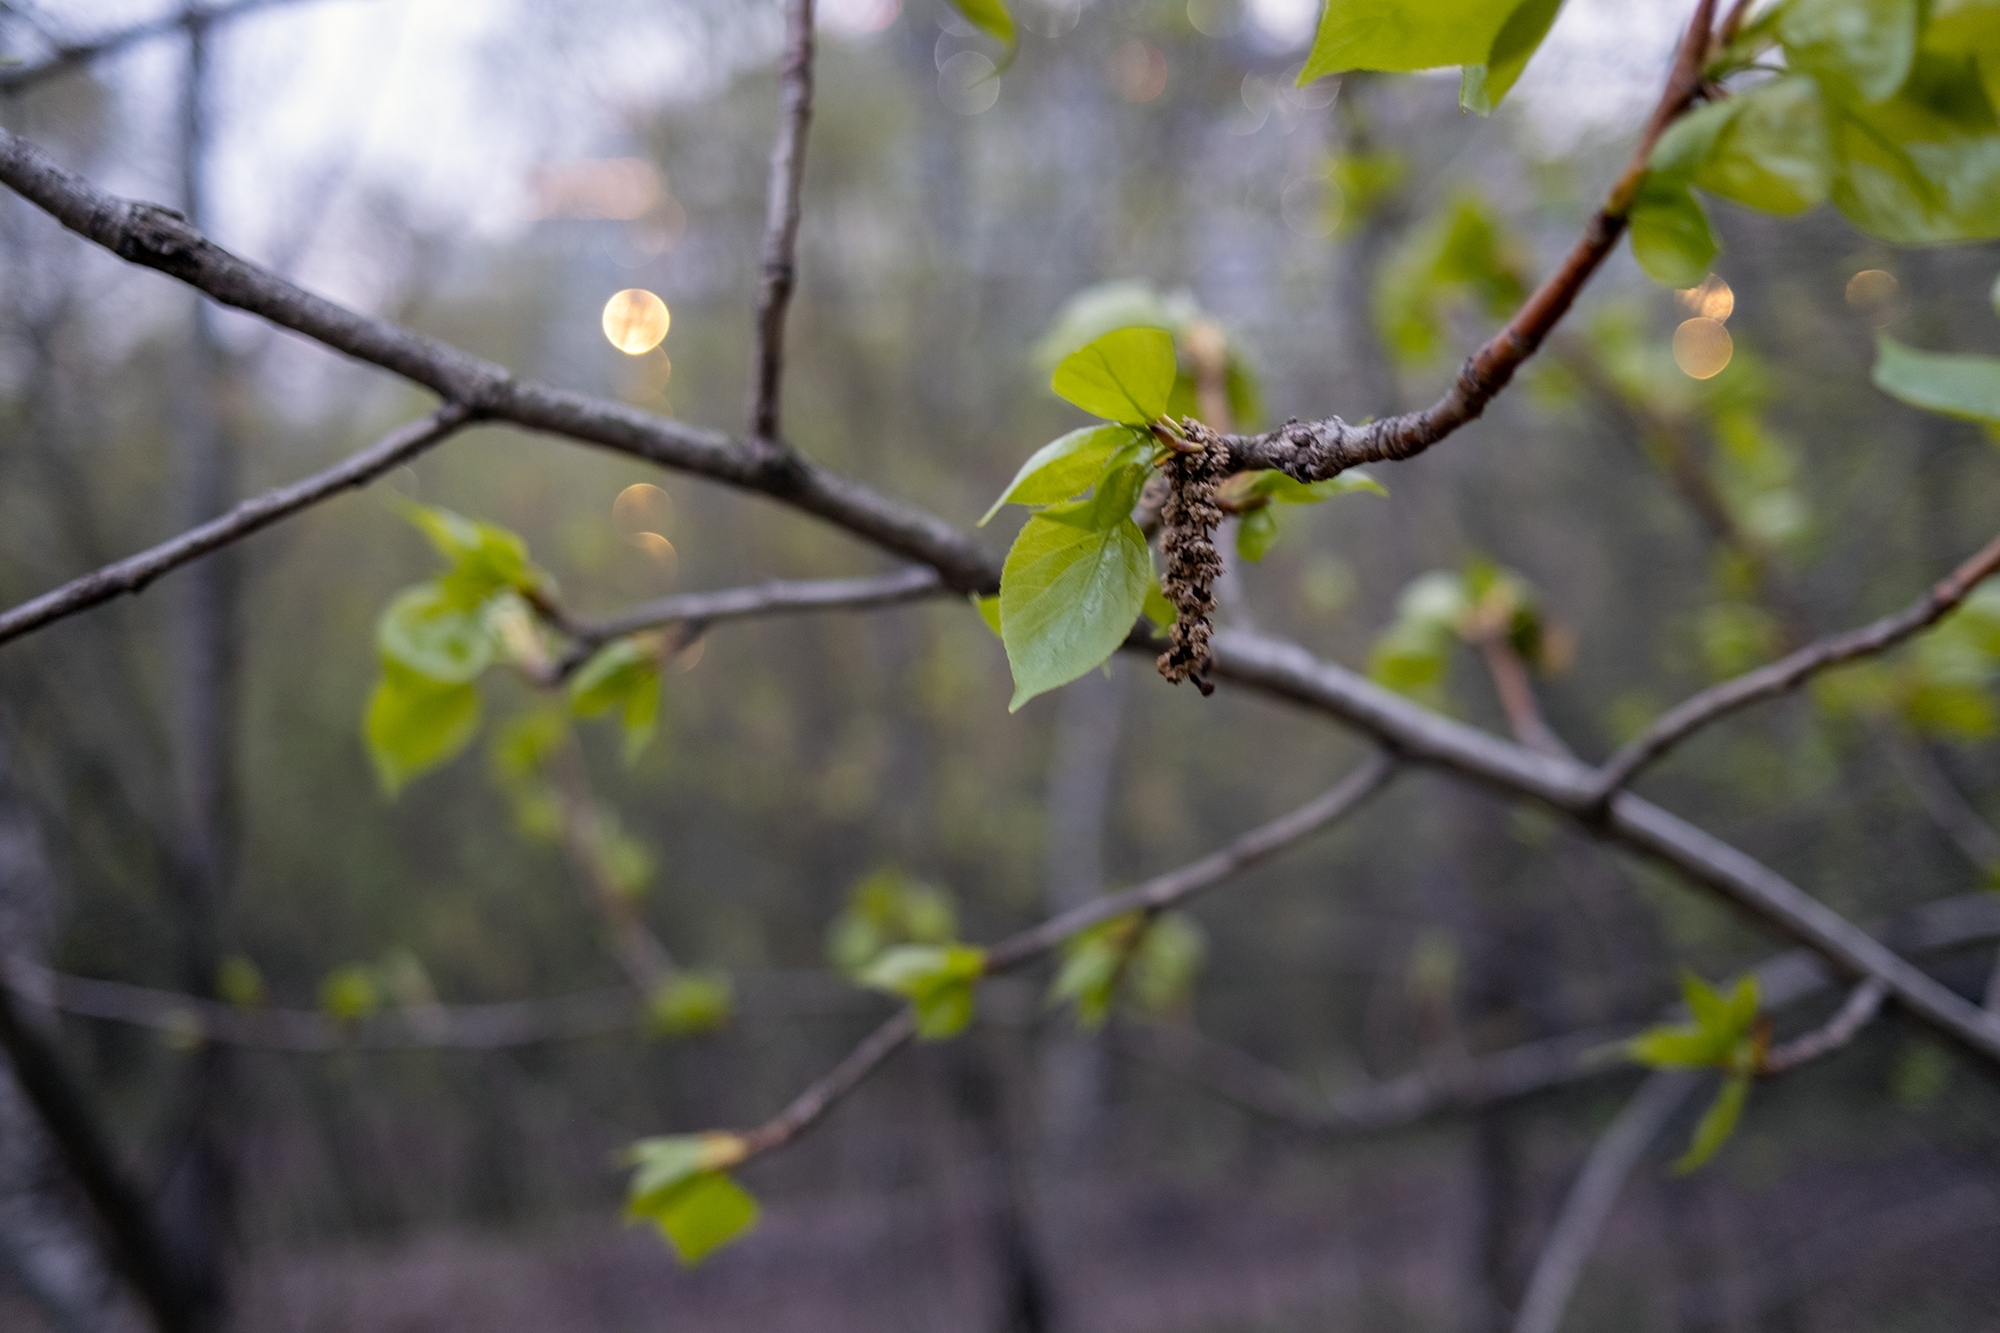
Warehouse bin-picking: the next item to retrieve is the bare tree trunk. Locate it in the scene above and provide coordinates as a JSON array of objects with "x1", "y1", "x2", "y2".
[
  {"x1": 157, "y1": 14, "x2": 237, "y2": 1328},
  {"x1": 0, "y1": 740, "x2": 141, "y2": 1333}
]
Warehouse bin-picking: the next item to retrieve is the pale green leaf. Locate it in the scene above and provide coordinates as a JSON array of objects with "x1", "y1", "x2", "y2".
[
  {"x1": 647, "y1": 971, "x2": 734, "y2": 1038},
  {"x1": 974, "y1": 594, "x2": 1004, "y2": 637},
  {"x1": 1237, "y1": 507, "x2": 1281, "y2": 562},
  {"x1": 858, "y1": 943, "x2": 986, "y2": 1039},
  {"x1": 1694, "y1": 77, "x2": 1837, "y2": 215},
  {"x1": 1627, "y1": 173, "x2": 1719, "y2": 287},
  {"x1": 568, "y1": 639, "x2": 663, "y2": 764},
  {"x1": 1873, "y1": 335, "x2": 2000, "y2": 422},
  {"x1": 1000, "y1": 512, "x2": 1153, "y2": 711},
  {"x1": 376, "y1": 583, "x2": 495, "y2": 684},
  {"x1": 1050, "y1": 327, "x2": 1177, "y2": 424},
  {"x1": 365, "y1": 661, "x2": 481, "y2": 796},
  {"x1": 981, "y1": 424, "x2": 1145, "y2": 524},
  {"x1": 1673, "y1": 1074, "x2": 1751, "y2": 1174},
  {"x1": 624, "y1": 1139, "x2": 760, "y2": 1265},
  {"x1": 1300, "y1": 0, "x2": 1519, "y2": 83},
  {"x1": 1461, "y1": 0, "x2": 1566, "y2": 115},
  {"x1": 1779, "y1": 0, "x2": 1920, "y2": 106},
  {"x1": 1827, "y1": 54, "x2": 2000, "y2": 243},
  {"x1": 947, "y1": 0, "x2": 1016, "y2": 67}
]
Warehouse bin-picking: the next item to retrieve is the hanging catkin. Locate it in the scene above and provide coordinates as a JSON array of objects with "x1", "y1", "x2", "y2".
[{"x1": 1157, "y1": 420, "x2": 1225, "y2": 694}]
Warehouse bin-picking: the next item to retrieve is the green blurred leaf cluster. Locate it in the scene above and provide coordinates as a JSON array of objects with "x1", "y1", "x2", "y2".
[
  {"x1": 624, "y1": 1133, "x2": 758, "y2": 1264},
  {"x1": 1629, "y1": 971, "x2": 1762, "y2": 1174},
  {"x1": 1225, "y1": 468, "x2": 1386, "y2": 563},
  {"x1": 1375, "y1": 194, "x2": 1528, "y2": 365},
  {"x1": 858, "y1": 943, "x2": 986, "y2": 1040},
  {"x1": 1048, "y1": 910, "x2": 1207, "y2": 1029},
  {"x1": 1299, "y1": 0, "x2": 1569, "y2": 115},
  {"x1": 647, "y1": 970, "x2": 735, "y2": 1039},
  {"x1": 826, "y1": 869, "x2": 961, "y2": 976},
  {"x1": 1368, "y1": 558, "x2": 1555, "y2": 703}
]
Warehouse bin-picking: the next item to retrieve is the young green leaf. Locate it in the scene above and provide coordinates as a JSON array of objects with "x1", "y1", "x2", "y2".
[
  {"x1": 1050, "y1": 919, "x2": 1133, "y2": 1030},
  {"x1": 1142, "y1": 579, "x2": 1178, "y2": 629},
  {"x1": 1461, "y1": 0, "x2": 1566, "y2": 115},
  {"x1": 981, "y1": 424, "x2": 1144, "y2": 524},
  {"x1": 1691, "y1": 77, "x2": 1837, "y2": 216},
  {"x1": 376, "y1": 583, "x2": 496, "y2": 684},
  {"x1": 1050, "y1": 327, "x2": 1177, "y2": 424},
  {"x1": 1778, "y1": 0, "x2": 1920, "y2": 107},
  {"x1": 1237, "y1": 507, "x2": 1281, "y2": 562},
  {"x1": 1626, "y1": 173, "x2": 1720, "y2": 288},
  {"x1": 1672, "y1": 1074, "x2": 1751, "y2": 1174},
  {"x1": 1300, "y1": 0, "x2": 1520, "y2": 84},
  {"x1": 858, "y1": 943, "x2": 986, "y2": 1039},
  {"x1": 1872, "y1": 335, "x2": 2000, "y2": 422},
  {"x1": 624, "y1": 1133, "x2": 758, "y2": 1264},
  {"x1": 1826, "y1": 56, "x2": 2000, "y2": 244},
  {"x1": 1629, "y1": 971, "x2": 1761, "y2": 1071},
  {"x1": 826, "y1": 870, "x2": 960, "y2": 975},
  {"x1": 568, "y1": 639, "x2": 663, "y2": 765},
  {"x1": 1000, "y1": 510, "x2": 1152, "y2": 711},
  {"x1": 365, "y1": 661, "x2": 482, "y2": 796},
  {"x1": 1129, "y1": 912, "x2": 1207, "y2": 1013},
  {"x1": 974, "y1": 593, "x2": 1004, "y2": 637},
  {"x1": 647, "y1": 970, "x2": 735, "y2": 1038},
  {"x1": 947, "y1": 0, "x2": 1017, "y2": 70},
  {"x1": 319, "y1": 965, "x2": 381, "y2": 1022},
  {"x1": 393, "y1": 499, "x2": 545, "y2": 600}
]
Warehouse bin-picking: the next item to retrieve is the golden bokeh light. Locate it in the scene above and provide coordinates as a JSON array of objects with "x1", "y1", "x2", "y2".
[
  {"x1": 1846, "y1": 268, "x2": 1899, "y2": 307},
  {"x1": 613, "y1": 483, "x2": 675, "y2": 542},
  {"x1": 1676, "y1": 274, "x2": 1734, "y2": 322},
  {"x1": 602, "y1": 289, "x2": 670, "y2": 355},
  {"x1": 631, "y1": 531, "x2": 679, "y2": 578},
  {"x1": 1673, "y1": 317, "x2": 1734, "y2": 380}
]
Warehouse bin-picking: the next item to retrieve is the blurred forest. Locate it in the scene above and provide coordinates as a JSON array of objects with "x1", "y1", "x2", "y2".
[{"x1": 1, "y1": 0, "x2": 1998, "y2": 1330}]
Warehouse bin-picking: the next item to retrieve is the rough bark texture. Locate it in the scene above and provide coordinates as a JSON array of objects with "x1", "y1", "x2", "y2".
[{"x1": 1156, "y1": 421, "x2": 1226, "y2": 693}]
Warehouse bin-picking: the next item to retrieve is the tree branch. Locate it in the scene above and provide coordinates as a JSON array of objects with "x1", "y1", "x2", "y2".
[
  {"x1": 562, "y1": 566, "x2": 945, "y2": 654},
  {"x1": 0, "y1": 407, "x2": 470, "y2": 647},
  {"x1": 1759, "y1": 977, "x2": 1889, "y2": 1075},
  {"x1": 1590, "y1": 529, "x2": 2000, "y2": 802},
  {"x1": 1215, "y1": 0, "x2": 1718, "y2": 484},
  {"x1": 0, "y1": 974, "x2": 199, "y2": 1333},
  {"x1": 1510, "y1": 1070, "x2": 1703, "y2": 1333},
  {"x1": 746, "y1": 0, "x2": 815, "y2": 446}
]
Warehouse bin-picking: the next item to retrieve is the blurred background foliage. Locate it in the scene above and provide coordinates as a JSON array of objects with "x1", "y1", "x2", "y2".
[{"x1": 1, "y1": 0, "x2": 1998, "y2": 1328}]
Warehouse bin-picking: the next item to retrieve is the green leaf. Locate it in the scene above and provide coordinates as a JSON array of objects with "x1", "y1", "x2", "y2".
[
  {"x1": 376, "y1": 583, "x2": 495, "y2": 684},
  {"x1": 1050, "y1": 328, "x2": 1177, "y2": 424},
  {"x1": 1461, "y1": 0, "x2": 1566, "y2": 115},
  {"x1": 624, "y1": 1134, "x2": 758, "y2": 1265},
  {"x1": 1873, "y1": 335, "x2": 2000, "y2": 422},
  {"x1": 394, "y1": 499, "x2": 545, "y2": 600},
  {"x1": 1672, "y1": 1074, "x2": 1751, "y2": 1174},
  {"x1": 1300, "y1": 0, "x2": 1520, "y2": 83},
  {"x1": 1692, "y1": 77, "x2": 1837, "y2": 215},
  {"x1": 1826, "y1": 54, "x2": 2000, "y2": 243},
  {"x1": 1242, "y1": 468, "x2": 1387, "y2": 504},
  {"x1": 858, "y1": 943, "x2": 986, "y2": 1039},
  {"x1": 319, "y1": 965, "x2": 380, "y2": 1022},
  {"x1": 1000, "y1": 512, "x2": 1153, "y2": 711},
  {"x1": 826, "y1": 870, "x2": 960, "y2": 975},
  {"x1": 1142, "y1": 579, "x2": 1178, "y2": 628},
  {"x1": 647, "y1": 970, "x2": 734, "y2": 1038},
  {"x1": 1629, "y1": 971, "x2": 1760, "y2": 1070},
  {"x1": 974, "y1": 594, "x2": 1004, "y2": 637},
  {"x1": 981, "y1": 424, "x2": 1145, "y2": 525},
  {"x1": 365, "y1": 660, "x2": 481, "y2": 796},
  {"x1": 1130, "y1": 912, "x2": 1206, "y2": 1013},
  {"x1": 1049, "y1": 919, "x2": 1133, "y2": 1030},
  {"x1": 1627, "y1": 173, "x2": 1719, "y2": 287},
  {"x1": 1237, "y1": 507, "x2": 1281, "y2": 562},
  {"x1": 946, "y1": 0, "x2": 1016, "y2": 69},
  {"x1": 568, "y1": 639, "x2": 663, "y2": 764},
  {"x1": 1779, "y1": 0, "x2": 1920, "y2": 106}
]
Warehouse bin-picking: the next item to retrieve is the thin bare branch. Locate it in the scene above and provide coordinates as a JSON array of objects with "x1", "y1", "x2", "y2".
[
  {"x1": 0, "y1": 0, "x2": 354, "y2": 95},
  {"x1": 746, "y1": 0, "x2": 816, "y2": 445},
  {"x1": 1204, "y1": 629, "x2": 2000, "y2": 1065},
  {"x1": 1591, "y1": 530, "x2": 2000, "y2": 802},
  {"x1": 1120, "y1": 892, "x2": 2000, "y2": 1137},
  {"x1": 1760, "y1": 977, "x2": 1889, "y2": 1075},
  {"x1": 737, "y1": 1008, "x2": 917, "y2": 1157},
  {"x1": 1472, "y1": 629, "x2": 1570, "y2": 759},
  {"x1": 1880, "y1": 727, "x2": 2000, "y2": 872},
  {"x1": 1510, "y1": 1070, "x2": 1703, "y2": 1333},
  {"x1": 1216, "y1": 0, "x2": 1719, "y2": 484},
  {"x1": 0, "y1": 406, "x2": 470, "y2": 647},
  {"x1": 985, "y1": 752, "x2": 1398, "y2": 969},
  {"x1": 567, "y1": 566, "x2": 945, "y2": 650}
]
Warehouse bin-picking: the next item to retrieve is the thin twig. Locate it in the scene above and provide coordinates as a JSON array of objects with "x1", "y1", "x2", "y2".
[
  {"x1": 1510, "y1": 1071, "x2": 1703, "y2": 1333},
  {"x1": 563, "y1": 566, "x2": 944, "y2": 653},
  {"x1": 746, "y1": 0, "x2": 816, "y2": 446},
  {"x1": 986, "y1": 753, "x2": 1398, "y2": 969},
  {"x1": 737, "y1": 1008, "x2": 917, "y2": 1156},
  {"x1": 0, "y1": 0, "x2": 355, "y2": 94},
  {"x1": 1590, "y1": 530, "x2": 2000, "y2": 802},
  {"x1": 1759, "y1": 977, "x2": 1889, "y2": 1075},
  {"x1": 1216, "y1": 0, "x2": 1719, "y2": 484},
  {"x1": 1880, "y1": 726, "x2": 2000, "y2": 873},
  {"x1": 1472, "y1": 630, "x2": 1570, "y2": 759},
  {"x1": 0, "y1": 406, "x2": 470, "y2": 647}
]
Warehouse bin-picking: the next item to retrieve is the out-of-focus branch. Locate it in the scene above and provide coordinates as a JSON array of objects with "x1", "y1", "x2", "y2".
[
  {"x1": 0, "y1": 407, "x2": 471, "y2": 646},
  {"x1": 723, "y1": 755, "x2": 1397, "y2": 1165},
  {"x1": 1759, "y1": 977, "x2": 1889, "y2": 1075},
  {"x1": 1217, "y1": 0, "x2": 1719, "y2": 484},
  {"x1": 746, "y1": 0, "x2": 816, "y2": 447},
  {"x1": 1590, "y1": 530, "x2": 2000, "y2": 802},
  {"x1": 1118, "y1": 892, "x2": 2000, "y2": 1136},
  {"x1": 1881, "y1": 728, "x2": 2000, "y2": 873},
  {"x1": 551, "y1": 740, "x2": 676, "y2": 995},
  {"x1": 560, "y1": 566, "x2": 945, "y2": 660},
  {"x1": 0, "y1": 0, "x2": 353, "y2": 95},
  {"x1": 0, "y1": 979, "x2": 199, "y2": 1333},
  {"x1": 1510, "y1": 1070, "x2": 1703, "y2": 1333},
  {"x1": 985, "y1": 753, "x2": 1397, "y2": 968},
  {"x1": 1470, "y1": 626, "x2": 1570, "y2": 759}
]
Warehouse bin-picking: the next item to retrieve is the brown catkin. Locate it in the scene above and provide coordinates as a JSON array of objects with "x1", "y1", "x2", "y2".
[{"x1": 1157, "y1": 419, "x2": 1225, "y2": 695}]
